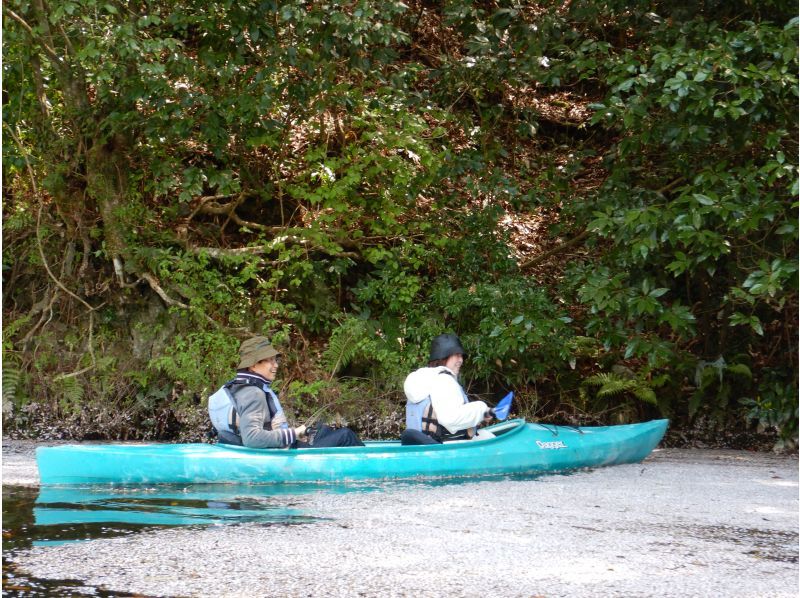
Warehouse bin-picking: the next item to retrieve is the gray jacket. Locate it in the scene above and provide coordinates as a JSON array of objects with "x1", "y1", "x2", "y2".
[{"x1": 218, "y1": 384, "x2": 295, "y2": 448}]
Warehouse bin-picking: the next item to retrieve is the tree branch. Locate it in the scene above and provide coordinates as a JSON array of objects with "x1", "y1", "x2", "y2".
[
  {"x1": 197, "y1": 198, "x2": 286, "y2": 235},
  {"x1": 656, "y1": 177, "x2": 685, "y2": 195},
  {"x1": 29, "y1": 0, "x2": 90, "y2": 113},
  {"x1": 5, "y1": 125, "x2": 96, "y2": 314},
  {"x1": 6, "y1": 123, "x2": 98, "y2": 377},
  {"x1": 4, "y1": 8, "x2": 62, "y2": 65},
  {"x1": 519, "y1": 177, "x2": 684, "y2": 271},
  {"x1": 29, "y1": 54, "x2": 51, "y2": 119},
  {"x1": 140, "y1": 273, "x2": 189, "y2": 309},
  {"x1": 185, "y1": 245, "x2": 273, "y2": 261},
  {"x1": 519, "y1": 229, "x2": 590, "y2": 270},
  {"x1": 138, "y1": 273, "x2": 223, "y2": 329},
  {"x1": 189, "y1": 192, "x2": 361, "y2": 257}
]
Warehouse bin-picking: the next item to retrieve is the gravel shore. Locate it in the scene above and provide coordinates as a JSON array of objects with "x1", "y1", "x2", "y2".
[
  {"x1": 3, "y1": 439, "x2": 45, "y2": 486},
  {"x1": 3, "y1": 441, "x2": 798, "y2": 597}
]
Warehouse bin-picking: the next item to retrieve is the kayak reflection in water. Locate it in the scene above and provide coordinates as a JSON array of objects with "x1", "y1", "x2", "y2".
[
  {"x1": 208, "y1": 335, "x2": 363, "y2": 449},
  {"x1": 402, "y1": 333, "x2": 496, "y2": 445}
]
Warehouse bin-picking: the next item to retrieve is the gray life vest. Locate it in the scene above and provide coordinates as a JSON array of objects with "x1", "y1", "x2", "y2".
[
  {"x1": 208, "y1": 373, "x2": 285, "y2": 436},
  {"x1": 405, "y1": 397, "x2": 430, "y2": 431}
]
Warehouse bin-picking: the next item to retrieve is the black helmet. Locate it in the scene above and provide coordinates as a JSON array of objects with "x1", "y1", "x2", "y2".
[{"x1": 429, "y1": 333, "x2": 466, "y2": 361}]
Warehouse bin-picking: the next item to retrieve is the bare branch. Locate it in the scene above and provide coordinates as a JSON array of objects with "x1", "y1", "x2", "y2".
[
  {"x1": 186, "y1": 246, "x2": 272, "y2": 260},
  {"x1": 656, "y1": 177, "x2": 685, "y2": 195},
  {"x1": 140, "y1": 273, "x2": 189, "y2": 309},
  {"x1": 520, "y1": 230, "x2": 589, "y2": 270},
  {"x1": 5, "y1": 125, "x2": 96, "y2": 314},
  {"x1": 5, "y1": 123, "x2": 98, "y2": 378},
  {"x1": 138, "y1": 273, "x2": 222, "y2": 329},
  {"x1": 189, "y1": 192, "x2": 360, "y2": 258},
  {"x1": 4, "y1": 9, "x2": 62, "y2": 65},
  {"x1": 196, "y1": 198, "x2": 285, "y2": 235},
  {"x1": 29, "y1": 54, "x2": 51, "y2": 119}
]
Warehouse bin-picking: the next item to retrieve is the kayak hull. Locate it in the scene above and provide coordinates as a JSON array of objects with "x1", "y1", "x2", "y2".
[{"x1": 35, "y1": 418, "x2": 669, "y2": 485}]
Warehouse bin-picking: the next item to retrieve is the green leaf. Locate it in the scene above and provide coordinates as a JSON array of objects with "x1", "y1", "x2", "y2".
[
  {"x1": 693, "y1": 193, "x2": 715, "y2": 206},
  {"x1": 727, "y1": 363, "x2": 753, "y2": 379}
]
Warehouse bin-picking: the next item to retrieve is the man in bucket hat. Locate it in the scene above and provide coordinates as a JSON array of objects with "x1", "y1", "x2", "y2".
[{"x1": 208, "y1": 335, "x2": 363, "y2": 448}]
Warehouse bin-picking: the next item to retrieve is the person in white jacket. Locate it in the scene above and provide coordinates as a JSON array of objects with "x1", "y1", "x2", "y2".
[{"x1": 403, "y1": 333, "x2": 494, "y2": 444}]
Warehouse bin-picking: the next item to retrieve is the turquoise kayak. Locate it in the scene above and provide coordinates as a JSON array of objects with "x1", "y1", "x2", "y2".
[{"x1": 35, "y1": 418, "x2": 668, "y2": 485}]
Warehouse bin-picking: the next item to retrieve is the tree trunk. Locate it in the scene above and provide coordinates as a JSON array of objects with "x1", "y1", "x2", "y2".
[{"x1": 86, "y1": 135, "x2": 131, "y2": 286}]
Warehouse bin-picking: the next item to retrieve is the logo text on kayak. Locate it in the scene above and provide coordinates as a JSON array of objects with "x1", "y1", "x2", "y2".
[{"x1": 536, "y1": 440, "x2": 567, "y2": 449}]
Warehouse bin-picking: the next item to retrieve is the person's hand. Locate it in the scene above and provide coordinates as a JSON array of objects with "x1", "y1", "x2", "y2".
[
  {"x1": 483, "y1": 409, "x2": 495, "y2": 423},
  {"x1": 295, "y1": 424, "x2": 308, "y2": 439}
]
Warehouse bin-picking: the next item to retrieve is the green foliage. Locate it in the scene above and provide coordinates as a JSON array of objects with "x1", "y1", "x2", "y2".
[
  {"x1": 689, "y1": 357, "x2": 754, "y2": 426},
  {"x1": 134, "y1": 384, "x2": 172, "y2": 412},
  {"x1": 323, "y1": 316, "x2": 372, "y2": 378},
  {"x1": 573, "y1": 368, "x2": 666, "y2": 424},
  {"x1": 2, "y1": 315, "x2": 32, "y2": 352},
  {"x1": 582, "y1": 373, "x2": 658, "y2": 405},
  {"x1": 578, "y1": 16, "x2": 796, "y2": 317},
  {"x1": 284, "y1": 379, "x2": 336, "y2": 416},
  {"x1": 550, "y1": 12, "x2": 798, "y2": 422},
  {"x1": 322, "y1": 315, "x2": 406, "y2": 385},
  {"x1": 149, "y1": 331, "x2": 240, "y2": 397},
  {"x1": 2, "y1": 359, "x2": 24, "y2": 409},
  {"x1": 741, "y1": 370, "x2": 799, "y2": 450},
  {"x1": 3, "y1": 0, "x2": 796, "y2": 446},
  {"x1": 350, "y1": 268, "x2": 574, "y2": 393},
  {"x1": 2, "y1": 316, "x2": 32, "y2": 416},
  {"x1": 55, "y1": 377, "x2": 85, "y2": 416}
]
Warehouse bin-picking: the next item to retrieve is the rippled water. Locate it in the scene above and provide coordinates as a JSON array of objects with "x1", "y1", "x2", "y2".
[
  {"x1": 2, "y1": 482, "x2": 363, "y2": 596},
  {"x1": 2, "y1": 474, "x2": 547, "y2": 596}
]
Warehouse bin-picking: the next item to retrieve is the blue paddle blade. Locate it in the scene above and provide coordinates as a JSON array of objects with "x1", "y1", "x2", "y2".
[{"x1": 494, "y1": 391, "x2": 514, "y2": 421}]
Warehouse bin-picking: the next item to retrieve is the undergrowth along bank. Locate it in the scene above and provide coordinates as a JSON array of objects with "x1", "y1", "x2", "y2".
[{"x1": 3, "y1": 1, "x2": 797, "y2": 449}]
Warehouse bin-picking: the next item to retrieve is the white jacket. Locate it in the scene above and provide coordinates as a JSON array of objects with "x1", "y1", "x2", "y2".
[{"x1": 403, "y1": 366, "x2": 489, "y2": 434}]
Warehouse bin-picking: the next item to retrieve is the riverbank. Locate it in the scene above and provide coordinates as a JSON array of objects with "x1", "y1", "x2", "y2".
[
  {"x1": 3, "y1": 441, "x2": 798, "y2": 597},
  {"x1": 2, "y1": 439, "x2": 46, "y2": 486}
]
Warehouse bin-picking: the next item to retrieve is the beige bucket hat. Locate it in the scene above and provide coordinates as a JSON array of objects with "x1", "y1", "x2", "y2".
[{"x1": 237, "y1": 336, "x2": 280, "y2": 369}]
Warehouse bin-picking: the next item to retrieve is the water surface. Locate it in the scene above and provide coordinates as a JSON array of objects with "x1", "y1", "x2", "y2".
[{"x1": 2, "y1": 482, "x2": 353, "y2": 596}]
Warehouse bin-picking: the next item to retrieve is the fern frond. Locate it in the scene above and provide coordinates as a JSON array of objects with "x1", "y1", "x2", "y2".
[
  {"x1": 583, "y1": 372, "x2": 658, "y2": 404},
  {"x1": 2, "y1": 362, "x2": 22, "y2": 404},
  {"x1": 584, "y1": 373, "x2": 634, "y2": 395},
  {"x1": 596, "y1": 379, "x2": 639, "y2": 399},
  {"x1": 2, "y1": 314, "x2": 33, "y2": 349},
  {"x1": 57, "y1": 377, "x2": 84, "y2": 411},
  {"x1": 633, "y1": 386, "x2": 658, "y2": 405},
  {"x1": 323, "y1": 317, "x2": 370, "y2": 376}
]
